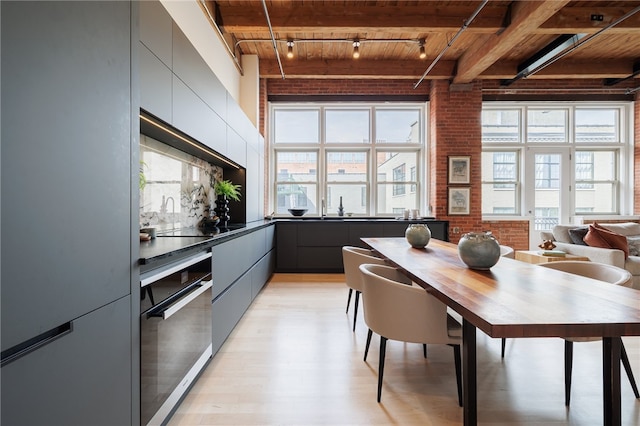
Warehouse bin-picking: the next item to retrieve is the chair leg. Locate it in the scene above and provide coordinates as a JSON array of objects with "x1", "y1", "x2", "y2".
[
  {"x1": 364, "y1": 328, "x2": 373, "y2": 362},
  {"x1": 346, "y1": 288, "x2": 353, "y2": 313},
  {"x1": 353, "y1": 291, "x2": 360, "y2": 332},
  {"x1": 423, "y1": 344, "x2": 427, "y2": 358},
  {"x1": 452, "y1": 344, "x2": 463, "y2": 407},
  {"x1": 377, "y1": 336, "x2": 387, "y2": 403},
  {"x1": 621, "y1": 342, "x2": 640, "y2": 398},
  {"x1": 564, "y1": 340, "x2": 573, "y2": 406},
  {"x1": 501, "y1": 338, "x2": 506, "y2": 358}
]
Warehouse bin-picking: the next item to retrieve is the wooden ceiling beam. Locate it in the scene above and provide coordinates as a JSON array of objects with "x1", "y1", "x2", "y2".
[
  {"x1": 537, "y1": 7, "x2": 640, "y2": 34},
  {"x1": 453, "y1": 0, "x2": 572, "y2": 84},
  {"x1": 217, "y1": 4, "x2": 507, "y2": 34},
  {"x1": 259, "y1": 59, "x2": 456, "y2": 79}
]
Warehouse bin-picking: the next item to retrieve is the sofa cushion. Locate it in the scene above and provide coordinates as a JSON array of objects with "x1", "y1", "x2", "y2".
[
  {"x1": 598, "y1": 222, "x2": 640, "y2": 237},
  {"x1": 568, "y1": 227, "x2": 588, "y2": 245},
  {"x1": 584, "y1": 224, "x2": 629, "y2": 258},
  {"x1": 627, "y1": 236, "x2": 640, "y2": 256},
  {"x1": 551, "y1": 225, "x2": 580, "y2": 243}
]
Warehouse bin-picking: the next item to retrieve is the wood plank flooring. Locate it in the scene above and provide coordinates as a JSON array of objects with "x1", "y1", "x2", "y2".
[{"x1": 169, "y1": 273, "x2": 640, "y2": 425}]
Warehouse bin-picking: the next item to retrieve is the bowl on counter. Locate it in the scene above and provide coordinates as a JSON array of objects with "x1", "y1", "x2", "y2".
[{"x1": 288, "y1": 208, "x2": 308, "y2": 217}]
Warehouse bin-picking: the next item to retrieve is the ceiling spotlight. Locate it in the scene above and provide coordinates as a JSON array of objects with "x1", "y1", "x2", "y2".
[
  {"x1": 352, "y1": 40, "x2": 360, "y2": 59},
  {"x1": 419, "y1": 39, "x2": 426, "y2": 59},
  {"x1": 286, "y1": 40, "x2": 294, "y2": 59}
]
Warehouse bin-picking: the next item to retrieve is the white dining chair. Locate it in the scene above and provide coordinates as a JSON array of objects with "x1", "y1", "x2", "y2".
[
  {"x1": 341, "y1": 246, "x2": 386, "y2": 332},
  {"x1": 536, "y1": 261, "x2": 639, "y2": 406},
  {"x1": 359, "y1": 263, "x2": 462, "y2": 405}
]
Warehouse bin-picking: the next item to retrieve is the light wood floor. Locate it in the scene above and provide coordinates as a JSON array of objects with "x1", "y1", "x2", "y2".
[{"x1": 169, "y1": 273, "x2": 640, "y2": 425}]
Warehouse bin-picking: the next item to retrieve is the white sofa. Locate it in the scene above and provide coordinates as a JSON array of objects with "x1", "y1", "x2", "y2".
[{"x1": 540, "y1": 222, "x2": 640, "y2": 290}]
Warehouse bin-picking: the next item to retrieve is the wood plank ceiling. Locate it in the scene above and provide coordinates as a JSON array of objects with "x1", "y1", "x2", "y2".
[{"x1": 203, "y1": 0, "x2": 640, "y2": 87}]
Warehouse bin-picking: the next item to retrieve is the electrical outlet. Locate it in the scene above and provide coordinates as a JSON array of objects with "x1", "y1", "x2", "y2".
[
  {"x1": 591, "y1": 14, "x2": 604, "y2": 21},
  {"x1": 453, "y1": 227, "x2": 460, "y2": 233}
]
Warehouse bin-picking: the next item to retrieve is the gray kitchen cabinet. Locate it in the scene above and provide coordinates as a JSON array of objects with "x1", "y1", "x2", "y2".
[
  {"x1": 140, "y1": 0, "x2": 172, "y2": 69},
  {"x1": 1, "y1": 296, "x2": 132, "y2": 426},
  {"x1": 211, "y1": 270, "x2": 252, "y2": 355},
  {"x1": 140, "y1": 43, "x2": 173, "y2": 122},
  {"x1": 1, "y1": 0, "x2": 133, "y2": 350},
  {"x1": 227, "y1": 125, "x2": 248, "y2": 168},
  {"x1": 1, "y1": 2, "x2": 135, "y2": 424},
  {"x1": 275, "y1": 220, "x2": 449, "y2": 272},
  {"x1": 211, "y1": 225, "x2": 275, "y2": 355},
  {"x1": 172, "y1": 23, "x2": 228, "y2": 122}
]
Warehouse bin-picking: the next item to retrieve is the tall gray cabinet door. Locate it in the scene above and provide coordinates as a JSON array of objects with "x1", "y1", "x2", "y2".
[
  {"x1": 1, "y1": 1, "x2": 133, "y2": 349},
  {"x1": 1, "y1": 296, "x2": 132, "y2": 426}
]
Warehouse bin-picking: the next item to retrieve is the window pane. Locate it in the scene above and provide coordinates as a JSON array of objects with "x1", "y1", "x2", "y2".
[
  {"x1": 575, "y1": 150, "x2": 617, "y2": 214},
  {"x1": 325, "y1": 109, "x2": 370, "y2": 143},
  {"x1": 276, "y1": 152, "x2": 318, "y2": 181},
  {"x1": 327, "y1": 184, "x2": 367, "y2": 214},
  {"x1": 276, "y1": 183, "x2": 317, "y2": 214},
  {"x1": 273, "y1": 110, "x2": 319, "y2": 143},
  {"x1": 575, "y1": 109, "x2": 618, "y2": 142},
  {"x1": 376, "y1": 152, "x2": 417, "y2": 182},
  {"x1": 527, "y1": 109, "x2": 567, "y2": 142},
  {"x1": 376, "y1": 183, "x2": 418, "y2": 214},
  {"x1": 375, "y1": 109, "x2": 421, "y2": 143},
  {"x1": 326, "y1": 152, "x2": 367, "y2": 182},
  {"x1": 481, "y1": 151, "x2": 518, "y2": 215},
  {"x1": 482, "y1": 110, "x2": 520, "y2": 142},
  {"x1": 482, "y1": 183, "x2": 517, "y2": 215}
]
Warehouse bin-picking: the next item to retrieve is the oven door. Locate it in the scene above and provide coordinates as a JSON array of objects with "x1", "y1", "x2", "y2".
[{"x1": 140, "y1": 252, "x2": 213, "y2": 426}]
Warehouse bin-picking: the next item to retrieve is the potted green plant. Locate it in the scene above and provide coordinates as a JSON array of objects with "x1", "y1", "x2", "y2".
[
  {"x1": 213, "y1": 179, "x2": 241, "y2": 224},
  {"x1": 214, "y1": 179, "x2": 242, "y2": 201}
]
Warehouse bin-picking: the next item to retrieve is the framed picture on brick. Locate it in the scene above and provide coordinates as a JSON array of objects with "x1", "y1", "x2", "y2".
[
  {"x1": 448, "y1": 187, "x2": 470, "y2": 215},
  {"x1": 448, "y1": 156, "x2": 470, "y2": 184}
]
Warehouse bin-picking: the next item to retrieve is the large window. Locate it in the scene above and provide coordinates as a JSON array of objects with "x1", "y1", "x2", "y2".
[
  {"x1": 482, "y1": 103, "x2": 629, "y2": 218},
  {"x1": 272, "y1": 103, "x2": 425, "y2": 216}
]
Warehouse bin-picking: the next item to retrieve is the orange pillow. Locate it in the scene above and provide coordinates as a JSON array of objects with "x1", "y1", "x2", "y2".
[{"x1": 584, "y1": 224, "x2": 629, "y2": 258}]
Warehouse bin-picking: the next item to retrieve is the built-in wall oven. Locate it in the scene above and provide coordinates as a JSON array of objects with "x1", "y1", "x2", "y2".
[{"x1": 140, "y1": 250, "x2": 213, "y2": 426}]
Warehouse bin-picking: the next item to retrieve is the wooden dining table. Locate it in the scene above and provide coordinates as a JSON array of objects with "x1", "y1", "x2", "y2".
[{"x1": 361, "y1": 237, "x2": 640, "y2": 426}]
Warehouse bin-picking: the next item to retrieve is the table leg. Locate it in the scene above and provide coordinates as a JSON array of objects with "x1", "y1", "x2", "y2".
[
  {"x1": 463, "y1": 319, "x2": 477, "y2": 425},
  {"x1": 603, "y1": 337, "x2": 622, "y2": 426}
]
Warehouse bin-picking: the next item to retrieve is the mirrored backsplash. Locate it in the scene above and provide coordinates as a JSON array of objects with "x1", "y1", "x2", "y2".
[{"x1": 139, "y1": 134, "x2": 223, "y2": 230}]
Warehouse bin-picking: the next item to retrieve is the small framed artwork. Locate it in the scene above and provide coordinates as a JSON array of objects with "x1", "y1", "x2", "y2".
[
  {"x1": 448, "y1": 187, "x2": 470, "y2": 215},
  {"x1": 448, "y1": 156, "x2": 471, "y2": 184}
]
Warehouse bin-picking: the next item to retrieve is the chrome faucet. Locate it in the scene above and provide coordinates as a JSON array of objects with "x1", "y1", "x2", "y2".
[
  {"x1": 160, "y1": 196, "x2": 176, "y2": 229},
  {"x1": 321, "y1": 198, "x2": 325, "y2": 219}
]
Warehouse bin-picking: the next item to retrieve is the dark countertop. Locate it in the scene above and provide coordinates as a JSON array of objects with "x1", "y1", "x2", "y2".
[
  {"x1": 139, "y1": 217, "x2": 444, "y2": 272},
  {"x1": 139, "y1": 220, "x2": 275, "y2": 272}
]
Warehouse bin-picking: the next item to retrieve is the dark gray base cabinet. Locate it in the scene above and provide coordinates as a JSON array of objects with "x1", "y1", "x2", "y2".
[
  {"x1": 211, "y1": 225, "x2": 275, "y2": 355},
  {"x1": 1, "y1": 296, "x2": 132, "y2": 426},
  {"x1": 276, "y1": 220, "x2": 449, "y2": 272}
]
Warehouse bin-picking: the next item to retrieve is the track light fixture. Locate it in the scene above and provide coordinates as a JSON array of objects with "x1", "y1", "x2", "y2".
[
  {"x1": 352, "y1": 40, "x2": 360, "y2": 59},
  {"x1": 286, "y1": 40, "x2": 294, "y2": 58},
  {"x1": 419, "y1": 39, "x2": 426, "y2": 59}
]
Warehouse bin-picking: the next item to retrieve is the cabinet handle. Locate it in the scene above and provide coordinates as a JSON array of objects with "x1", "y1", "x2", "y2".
[
  {"x1": 1, "y1": 322, "x2": 73, "y2": 367},
  {"x1": 147, "y1": 279, "x2": 213, "y2": 320}
]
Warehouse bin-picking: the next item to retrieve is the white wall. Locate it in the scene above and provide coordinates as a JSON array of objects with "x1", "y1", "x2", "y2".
[{"x1": 240, "y1": 55, "x2": 260, "y2": 127}]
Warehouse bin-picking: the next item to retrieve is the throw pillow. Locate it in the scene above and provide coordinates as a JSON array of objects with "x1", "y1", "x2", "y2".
[
  {"x1": 627, "y1": 236, "x2": 640, "y2": 257},
  {"x1": 584, "y1": 224, "x2": 629, "y2": 258},
  {"x1": 568, "y1": 227, "x2": 588, "y2": 245}
]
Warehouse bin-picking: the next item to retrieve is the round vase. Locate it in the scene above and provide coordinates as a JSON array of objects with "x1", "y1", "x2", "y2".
[
  {"x1": 457, "y1": 231, "x2": 500, "y2": 270},
  {"x1": 214, "y1": 195, "x2": 230, "y2": 224},
  {"x1": 405, "y1": 224, "x2": 431, "y2": 248}
]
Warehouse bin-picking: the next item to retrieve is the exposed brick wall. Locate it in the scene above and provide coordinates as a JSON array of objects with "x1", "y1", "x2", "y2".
[
  {"x1": 482, "y1": 220, "x2": 530, "y2": 251},
  {"x1": 429, "y1": 80, "x2": 483, "y2": 243},
  {"x1": 266, "y1": 78, "x2": 431, "y2": 96}
]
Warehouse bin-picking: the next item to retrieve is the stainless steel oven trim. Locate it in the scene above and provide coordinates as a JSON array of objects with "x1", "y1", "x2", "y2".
[
  {"x1": 140, "y1": 251, "x2": 212, "y2": 287},
  {"x1": 159, "y1": 280, "x2": 212, "y2": 320}
]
